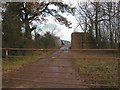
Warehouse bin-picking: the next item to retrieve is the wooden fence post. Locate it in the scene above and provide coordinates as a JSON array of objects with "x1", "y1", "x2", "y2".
[
  {"x1": 6, "y1": 49, "x2": 8, "y2": 60},
  {"x1": 118, "y1": 43, "x2": 120, "y2": 89}
]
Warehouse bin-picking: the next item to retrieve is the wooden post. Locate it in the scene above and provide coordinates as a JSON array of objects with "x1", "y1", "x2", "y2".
[
  {"x1": 118, "y1": 43, "x2": 120, "y2": 89},
  {"x1": 6, "y1": 49, "x2": 8, "y2": 60}
]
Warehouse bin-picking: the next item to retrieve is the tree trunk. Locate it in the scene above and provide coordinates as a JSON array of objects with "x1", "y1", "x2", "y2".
[
  {"x1": 24, "y1": 14, "x2": 32, "y2": 48},
  {"x1": 95, "y1": 2, "x2": 99, "y2": 48}
]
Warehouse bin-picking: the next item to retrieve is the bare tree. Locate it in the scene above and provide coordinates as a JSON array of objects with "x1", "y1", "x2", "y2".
[{"x1": 76, "y1": 1, "x2": 119, "y2": 48}]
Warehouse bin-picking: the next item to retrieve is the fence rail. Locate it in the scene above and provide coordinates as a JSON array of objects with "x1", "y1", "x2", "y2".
[
  {"x1": 1, "y1": 48, "x2": 120, "y2": 50},
  {"x1": 8, "y1": 77, "x2": 118, "y2": 87},
  {"x1": 2, "y1": 48, "x2": 119, "y2": 60}
]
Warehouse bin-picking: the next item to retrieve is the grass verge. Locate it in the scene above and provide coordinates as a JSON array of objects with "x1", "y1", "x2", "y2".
[
  {"x1": 2, "y1": 51, "x2": 53, "y2": 75},
  {"x1": 71, "y1": 51, "x2": 118, "y2": 88}
]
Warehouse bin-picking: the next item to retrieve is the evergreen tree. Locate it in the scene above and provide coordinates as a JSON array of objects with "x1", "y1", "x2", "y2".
[{"x1": 2, "y1": 2, "x2": 23, "y2": 48}]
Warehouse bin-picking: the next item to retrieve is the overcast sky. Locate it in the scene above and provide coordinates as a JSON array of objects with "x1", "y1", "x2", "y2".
[
  {"x1": 55, "y1": 0, "x2": 80, "y2": 41},
  {"x1": 35, "y1": 12, "x2": 80, "y2": 42},
  {"x1": 36, "y1": 0, "x2": 81, "y2": 42}
]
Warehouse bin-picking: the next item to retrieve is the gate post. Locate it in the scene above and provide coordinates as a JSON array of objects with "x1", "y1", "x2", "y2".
[
  {"x1": 5, "y1": 49, "x2": 8, "y2": 60},
  {"x1": 118, "y1": 43, "x2": 120, "y2": 89}
]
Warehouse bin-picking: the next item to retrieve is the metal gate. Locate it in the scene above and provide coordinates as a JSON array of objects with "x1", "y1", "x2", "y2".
[{"x1": 2, "y1": 47, "x2": 119, "y2": 88}]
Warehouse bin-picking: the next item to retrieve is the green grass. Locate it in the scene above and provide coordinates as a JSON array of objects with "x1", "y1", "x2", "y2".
[
  {"x1": 71, "y1": 52, "x2": 118, "y2": 87},
  {"x1": 3, "y1": 51, "x2": 53, "y2": 75}
]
